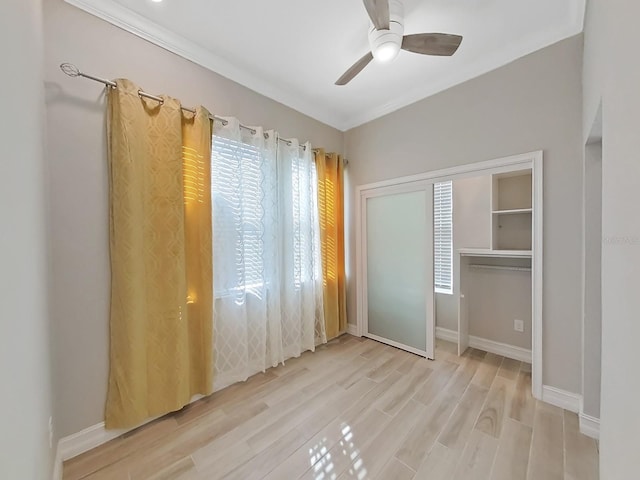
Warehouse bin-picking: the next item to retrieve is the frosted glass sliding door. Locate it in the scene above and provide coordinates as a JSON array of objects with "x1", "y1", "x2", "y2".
[{"x1": 363, "y1": 185, "x2": 434, "y2": 358}]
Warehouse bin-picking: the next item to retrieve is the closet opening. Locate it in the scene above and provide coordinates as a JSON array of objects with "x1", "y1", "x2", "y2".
[{"x1": 356, "y1": 151, "x2": 543, "y2": 399}]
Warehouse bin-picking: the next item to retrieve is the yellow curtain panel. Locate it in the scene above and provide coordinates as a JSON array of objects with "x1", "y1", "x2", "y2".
[
  {"x1": 105, "y1": 79, "x2": 213, "y2": 429},
  {"x1": 316, "y1": 149, "x2": 347, "y2": 340}
]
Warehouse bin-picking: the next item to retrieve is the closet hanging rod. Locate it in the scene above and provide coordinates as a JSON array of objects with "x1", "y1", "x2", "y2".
[
  {"x1": 59, "y1": 63, "x2": 312, "y2": 151},
  {"x1": 468, "y1": 264, "x2": 531, "y2": 272}
]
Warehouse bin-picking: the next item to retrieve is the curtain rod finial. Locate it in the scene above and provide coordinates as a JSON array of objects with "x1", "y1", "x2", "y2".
[{"x1": 60, "y1": 63, "x2": 80, "y2": 77}]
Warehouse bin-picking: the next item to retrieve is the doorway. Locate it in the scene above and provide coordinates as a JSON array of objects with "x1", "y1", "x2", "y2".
[
  {"x1": 356, "y1": 151, "x2": 543, "y2": 399},
  {"x1": 582, "y1": 103, "x2": 602, "y2": 426}
]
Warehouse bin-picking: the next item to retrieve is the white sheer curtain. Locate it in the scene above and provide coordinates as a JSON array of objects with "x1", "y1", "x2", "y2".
[{"x1": 211, "y1": 118, "x2": 326, "y2": 390}]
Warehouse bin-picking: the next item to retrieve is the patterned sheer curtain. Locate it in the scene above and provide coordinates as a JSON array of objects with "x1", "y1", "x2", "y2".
[{"x1": 211, "y1": 118, "x2": 325, "y2": 390}]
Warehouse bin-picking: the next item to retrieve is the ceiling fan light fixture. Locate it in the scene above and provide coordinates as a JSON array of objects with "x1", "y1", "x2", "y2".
[
  {"x1": 369, "y1": 20, "x2": 404, "y2": 64},
  {"x1": 335, "y1": 0, "x2": 462, "y2": 85},
  {"x1": 373, "y1": 41, "x2": 400, "y2": 63}
]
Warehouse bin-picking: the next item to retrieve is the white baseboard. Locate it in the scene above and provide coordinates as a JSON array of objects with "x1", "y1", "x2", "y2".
[
  {"x1": 579, "y1": 412, "x2": 600, "y2": 440},
  {"x1": 435, "y1": 328, "x2": 583, "y2": 416},
  {"x1": 52, "y1": 385, "x2": 210, "y2": 467},
  {"x1": 435, "y1": 326, "x2": 458, "y2": 343},
  {"x1": 52, "y1": 422, "x2": 123, "y2": 480},
  {"x1": 541, "y1": 385, "x2": 581, "y2": 413},
  {"x1": 470, "y1": 336, "x2": 532, "y2": 363},
  {"x1": 50, "y1": 332, "x2": 342, "y2": 478},
  {"x1": 59, "y1": 421, "x2": 124, "y2": 459},
  {"x1": 52, "y1": 447, "x2": 63, "y2": 480},
  {"x1": 435, "y1": 327, "x2": 532, "y2": 363},
  {"x1": 346, "y1": 323, "x2": 359, "y2": 337}
]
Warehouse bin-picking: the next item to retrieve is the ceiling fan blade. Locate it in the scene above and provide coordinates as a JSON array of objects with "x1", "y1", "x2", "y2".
[
  {"x1": 335, "y1": 52, "x2": 374, "y2": 86},
  {"x1": 401, "y1": 33, "x2": 463, "y2": 56},
  {"x1": 363, "y1": 0, "x2": 390, "y2": 30}
]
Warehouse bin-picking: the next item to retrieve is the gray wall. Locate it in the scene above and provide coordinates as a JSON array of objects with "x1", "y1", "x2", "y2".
[
  {"x1": 43, "y1": 0, "x2": 344, "y2": 438},
  {"x1": 467, "y1": 267, "x2": 532, "y2": 350},
  {"x1": 436, "y1": 176, "x2": 492, "y2": 332},
  {"x1": 346, "y1": 36, "x2": 584, "y2": 394},
  {"x1": 0, "y1": 1, "x2": 54, "y2": 478},
  {"x1": 584, "y1": 0, "x2": 640, "y2": 477},
  {"x1": 582, "y1": 141, "x2": 601, "y2": 419},
  {"x1": 582, "y1": 1, "x2": 605, "y2": 146}
]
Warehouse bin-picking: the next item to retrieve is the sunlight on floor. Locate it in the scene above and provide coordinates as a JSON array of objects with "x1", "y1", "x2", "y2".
[{"x1": 308, "y1": 423, "x2": 367, "y2": 480}]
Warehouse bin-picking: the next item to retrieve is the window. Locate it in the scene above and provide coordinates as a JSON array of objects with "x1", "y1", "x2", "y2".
[
  {"x1": 211, "y1": 133, "x2": 321, "y2": 300},
  {"x1": 210, "y1": 125, "x2": 325, "y2": 387},
  {"x1": 434, "y1": 181, "x2": 453, "y2": 294},
  {"x1": 211, "y1": 135, "x2": 265, "y2": 298}
]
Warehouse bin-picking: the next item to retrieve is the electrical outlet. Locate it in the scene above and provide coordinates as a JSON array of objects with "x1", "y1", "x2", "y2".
[
  {"x1": 49, "y1": 416, "x2": 53, "y2": 449},
  {"x1": 514, "y1": 319, "x2": 524, "y2": 333}
]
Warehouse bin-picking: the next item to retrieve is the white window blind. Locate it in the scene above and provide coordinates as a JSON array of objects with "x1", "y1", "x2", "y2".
[
  {"x1": 434, "y1": 181, "x2": 453, "y2": 294},
  {"x1": 210, "y1": 134, "x2": 321, "y2": 299},
  {"x1": 211, "y1": 135, "x2": 265, "y2": 298},
  {"x1": 210, "y1": 123, "x2": 325, "y2": 388}
]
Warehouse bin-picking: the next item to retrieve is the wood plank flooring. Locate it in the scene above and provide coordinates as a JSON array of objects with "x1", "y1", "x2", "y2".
[{"x1": 63, "y1": 336, "x2": 599, "y2": 480}]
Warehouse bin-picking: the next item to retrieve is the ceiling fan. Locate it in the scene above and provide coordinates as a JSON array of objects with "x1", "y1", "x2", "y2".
[{"x1": 335, "y1": 0, "x2": 463, "y2": 85}]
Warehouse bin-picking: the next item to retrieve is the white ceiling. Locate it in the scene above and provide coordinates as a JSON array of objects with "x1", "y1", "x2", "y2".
[{"x1": 65, "y1": 0, "x2": 585, "y2": 131}]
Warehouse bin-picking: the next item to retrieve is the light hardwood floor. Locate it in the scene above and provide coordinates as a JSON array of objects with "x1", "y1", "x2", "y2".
[{"x1": 63, "y1": 336, "x2": 599, "y2": 480}]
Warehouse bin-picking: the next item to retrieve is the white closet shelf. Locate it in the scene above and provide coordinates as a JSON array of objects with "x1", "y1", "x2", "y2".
[
  {"x1": 458, "y1": 248, "x2": 532, "y2": 258},
  {"x1": 468, "y1": 264, "x2": 531, "y2": 272},
  {"x1": 491, "y1": 208, "x2": 533, "y2": 215}
]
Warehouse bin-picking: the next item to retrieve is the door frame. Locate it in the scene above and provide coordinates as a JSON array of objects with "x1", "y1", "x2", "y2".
[
  {"x1": 355, "y1": 150, "x2": 543, "y2": 400},
  {"x1": 359, "y1": 181, "x2": 435, "y2": 359}
]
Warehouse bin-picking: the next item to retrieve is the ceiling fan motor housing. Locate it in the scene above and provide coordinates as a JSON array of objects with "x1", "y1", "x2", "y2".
[{"x1": 369, "y1": 0, "x2": 405, "y2": 62}]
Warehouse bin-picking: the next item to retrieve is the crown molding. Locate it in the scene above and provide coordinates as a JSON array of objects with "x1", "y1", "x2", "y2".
[
  {"x1": 64, "y1": 0, "x2": 586, "y2": 132},
  {"x1": 63, "y1": 0, "x2": 346, "y2": 130},
  {"x1": 342, "y1": 0, "x2": 586, "y2": 130}
]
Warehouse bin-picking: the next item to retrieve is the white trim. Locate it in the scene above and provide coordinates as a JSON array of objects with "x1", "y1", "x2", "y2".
[
  {"x1": 355, "y1": 188, "x2": 364, "y2": 341},
  {"x1": 425, "y1": 185, "x2": 436, "y2": 360},
  {"x1": 435, "y1": 326, "x2": 458, "y2": 343},
  {"x1": 57, "y1": 422, "x2": 125, "y2": 461},
  {"x1": 364, "y1": 333, "x2": 428, "y2": 358},
  {"x1": 62, "y1": 0, "x2": 341, "y2": 130},
  {"x1": 51, "y1": 391, "x2": 206, "y2": 476},
  {"x1": 51, "y1": 421, "x2": 124, "y2": 480},
  {"x1": 468, "y1": 336, "x2": 532, "y2": 364},
  {"x1": 579, "y1": 412, "x2": 600, "y2": 440},
  {"x1": 52, "y1": 448, "x2": 63, "y2": 480},
  {"x1": 531, "y1": 153, "x2": 544, "y2": 400},
  {"x1": 63, "y1": 1, "x2": 584, "y2": 131},
  {"x1": 542, "y1": 385, "x2": 581, "y2": 413},
  {"x1": 459, "y1": 248, "x2": 532, "y2": 258},
  {"x1": 492, "y1": 208, "x2": 533, "y2": 215},
  {"x1": 435, "y1": 327, "x2": 532, "y2": 363},
  {"x1": 346, "y1": 323, "x2": 360, "y2": 337},
  {"x1": 356, "y1": 152, "x2": 536, "y2": 193},
  {"x1": 580, "y1": 139, "x2": 587, "y2": 444}
]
